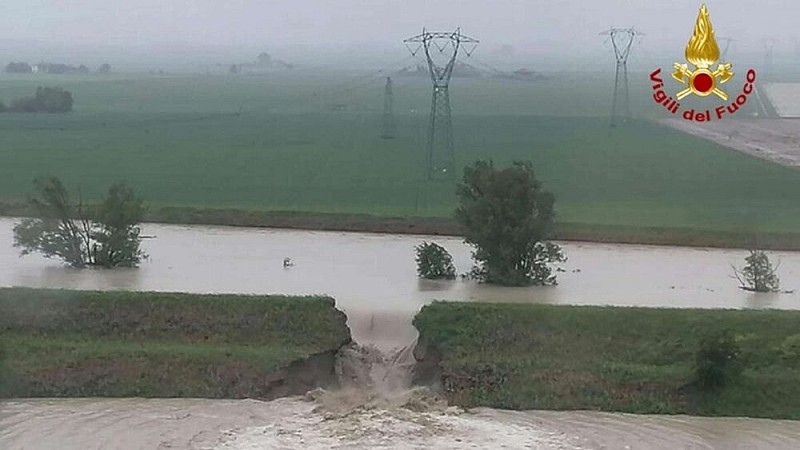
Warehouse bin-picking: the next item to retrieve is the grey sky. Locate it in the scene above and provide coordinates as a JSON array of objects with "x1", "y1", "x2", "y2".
[{"x1": 1, "y1": 1, "x2": 797, "y2": 67}]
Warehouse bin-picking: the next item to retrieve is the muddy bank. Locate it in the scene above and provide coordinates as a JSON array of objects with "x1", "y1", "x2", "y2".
[{"x1": 0, "y1": 288, "x2": 351, "y2": 399}]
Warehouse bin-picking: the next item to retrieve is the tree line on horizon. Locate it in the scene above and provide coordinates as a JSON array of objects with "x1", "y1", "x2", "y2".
[
  {"x1": 0, "y1": 87, "x2": 74, "y2": 114},
  {"x1": 5, "y1": 62, "x2": 111, "y2": 75}
]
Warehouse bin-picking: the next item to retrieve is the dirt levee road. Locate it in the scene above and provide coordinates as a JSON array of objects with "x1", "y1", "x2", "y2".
[{"x1": 662, "y1": 118, "x2": 800, "y2": 169}]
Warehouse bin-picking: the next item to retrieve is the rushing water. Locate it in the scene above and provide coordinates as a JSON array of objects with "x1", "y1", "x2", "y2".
[
  {"x1": 4, "y1": 398, "x2": 800, "y2": 449},
  {"x1": 2, "y1": 217, "x2": 800, "y2": 449}
]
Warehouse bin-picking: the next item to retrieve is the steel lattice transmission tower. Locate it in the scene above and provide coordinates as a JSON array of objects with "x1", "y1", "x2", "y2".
[
  {"x1": 404, "y1": 28, "x2": 478, "y2": 180},
  {"x1": 381, "y1": 77, "x2": 395, "y2": 139},
  {"x1": 718, "y1": 37, "x2": 733, "y2": 63},
  {"x1": 601, "y1": 28, "x2": 640, "y2": 127},
  {"x1": 761, "y1": 38, "x2": 777, "y2": 80}
]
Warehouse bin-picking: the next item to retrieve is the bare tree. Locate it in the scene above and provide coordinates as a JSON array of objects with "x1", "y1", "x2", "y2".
[{"x1": 732, "y1": 250, "x2": 780, "y2": 293}]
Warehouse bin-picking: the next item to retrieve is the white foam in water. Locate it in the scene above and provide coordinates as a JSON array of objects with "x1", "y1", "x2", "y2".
[{"x1": 219, "y1": 342, "x2": 581, "y2": 449}]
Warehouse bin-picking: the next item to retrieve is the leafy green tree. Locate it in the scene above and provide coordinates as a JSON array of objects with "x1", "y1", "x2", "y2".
[
  {"x1": 97, "y1": 63, "x2": 112, "y2": 74},
  {"x1": 733, "y1": 250, "x2": 780, "y2": 292},
  {"x1": 415, "y1": 241, "x2": 456, "y2": 280},
  {"x1": 456, "y1": 160, "x2": 565, "y2": 286},
  {"x1": 13, "y1": 177, "x2": 88, "y2": 267},
  {"x1": 9, "y1": 87, "x2": 73, "y2": 113},
  {"x1": 4, "y1": 62, "x2": 32, "y2": 73},
  {"x1": 92, "y1": 183, "x2": 147, "y2": 267},
  {"x1": 13, "y1": 177, "x2": 146, "y2": 268},
  {"x1": 257, "y1": 52, "x2": 273, "y2": 66}
]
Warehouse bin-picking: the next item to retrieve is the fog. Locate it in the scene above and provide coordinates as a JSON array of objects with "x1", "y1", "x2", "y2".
[{"x1": 1, "y1": 0, "x2": 798, "y2": 71}]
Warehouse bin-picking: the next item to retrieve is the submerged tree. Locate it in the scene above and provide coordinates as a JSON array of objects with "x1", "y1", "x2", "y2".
[
  {"x1": 415, "y1": 241, "x2": 456, "y2": 280},
  {"x1": 733, "y1": 250, "x2": 780, "y2": 293},
  {"x1": 456, "y1": 160, "x2": 566, "y2": 286},
  {"x1": 13, "y1": 177, "x2": 146, "y2": 268}
]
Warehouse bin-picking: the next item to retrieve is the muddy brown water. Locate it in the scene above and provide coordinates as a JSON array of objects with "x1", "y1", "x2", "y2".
[
  {"x1": 2, "y1": 218, "x2": 799, "y2": 349},
  {"x1": 2, "y1": 218, "x2": 800, "y2": 449},
  {"x1": 4, "y1": 398, "x2": 800, "y2": 449}
]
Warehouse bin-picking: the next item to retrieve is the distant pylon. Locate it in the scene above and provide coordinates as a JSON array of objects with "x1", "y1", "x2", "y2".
[
  {"x1": 381, "y1": 77, "x2": 395, "y2": 139},
  {"x1": 761, "y1": 38, "x2": 777, "y2": 80},
  {"x1": 795, "y1": 37, "x2": 800, "y2": 59},
  {"x1": 601, "y1": 28, "x2": 641, "y2": 127},
  {"x1": 405, "y1": 28, "x2": 478, "y2": 180},
  {"x1": 718, "y1": 37, "x2": 733, "y2": 62}
]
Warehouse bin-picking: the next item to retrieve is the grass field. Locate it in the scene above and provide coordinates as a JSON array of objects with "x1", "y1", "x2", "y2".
[
  {"x1": 0, "y1": 288, "x2": 351, "y2": 398},
  {"x1": 414, "y1": 302, "x2": 800, "y2": 419},
  {"x1": 1, "y1": 72, "x2": 798, "y2": 244}
]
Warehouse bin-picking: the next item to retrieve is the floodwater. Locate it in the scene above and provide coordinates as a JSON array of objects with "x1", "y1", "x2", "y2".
[
  {"x1": 2, "y1": 217, "x2": 800, "y2": 449},
  {"x1": 4, "y1": 397, "x2": 800, "y2": 449},
  {"x1": 1, "y1": 218, "x2": 798, "y2": 349}
]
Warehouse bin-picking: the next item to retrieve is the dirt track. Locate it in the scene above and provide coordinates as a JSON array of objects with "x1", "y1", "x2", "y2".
[{"x1": 662, "y1": 118, "x2": 800, "y2": 169}]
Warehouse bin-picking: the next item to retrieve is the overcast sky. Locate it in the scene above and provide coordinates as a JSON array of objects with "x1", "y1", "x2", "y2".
[{"x1": 1, "y1": 1, "x2": 797, "y2": 68}]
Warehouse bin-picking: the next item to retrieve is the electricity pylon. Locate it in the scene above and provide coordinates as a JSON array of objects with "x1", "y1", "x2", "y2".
[
  {"x1": 404, "y1": 28, "x2": 478, "y2": 180},
  {"x1": 381, "y1": 77, "x2": 395, "y2": 139},
  {"x1": 601, "y1": 28, "x2": 641, "y2": 127},
  {"x1": 718, "y1": 37, "x2": 733, "y2": 62},
  {"x1": 761, "y1": 38, "x2": 777, "y2": 80},
  {"x1": 795, "y1": 37, "x2": 800, "y2": 60}
]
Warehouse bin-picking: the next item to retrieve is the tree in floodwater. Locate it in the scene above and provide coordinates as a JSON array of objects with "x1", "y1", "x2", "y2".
[
  {"x1": 415, "y1": 241, "x2": 456, "y2": 280},
  {"x1": 733, "y1": 250, "x2": 780, "y2": 293},
  {"x1": 13, "y1": 177, "x2": 147, "y2": 268},
  {"x1": 456, "y1": 160, "x2": 566, "y2": 286}
]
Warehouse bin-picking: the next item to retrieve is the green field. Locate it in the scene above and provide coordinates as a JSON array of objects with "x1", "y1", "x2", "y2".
[
  {"x1": 414, "y1": 302, "x2": 800, "y2": 419},
  {"x1": 0, "y1": 288, "x2": 350, "y2": 398},
  {"x1": 1, "y1": 72, "x2": 799, "y2": 244}
]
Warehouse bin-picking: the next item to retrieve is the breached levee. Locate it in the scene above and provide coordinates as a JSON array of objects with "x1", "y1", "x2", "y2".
[
  {"x1": 0, "y1": 287, "x2": 432, "y2": 404},
  {"x1": 411, "y1": 301, "x2": 800, "y2": 420},
  {"x1": 5, "y1": 289, "x2": 800, "y2": 449},
  {"x1": 0, "y1": 288, "x2": 352, "y2": 399},
  {"x1": 308, "y1": 341, "x2": 447, "y2": 417}
]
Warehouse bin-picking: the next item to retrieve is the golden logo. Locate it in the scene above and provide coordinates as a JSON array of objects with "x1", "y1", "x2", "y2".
[{"x1": 671, "y1": 4, "x2": 733, "y2": 100}]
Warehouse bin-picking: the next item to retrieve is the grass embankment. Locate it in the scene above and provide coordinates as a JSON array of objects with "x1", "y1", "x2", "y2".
[
  {"x1": 3, "y1": 201, "x2": 799, "y2": 250},
  {"x1": 414, "y1": 302, "x2": 800, "y2": 419},
  {"x1": 0, "y1": 288, "x2": 351, "y2": 398}
]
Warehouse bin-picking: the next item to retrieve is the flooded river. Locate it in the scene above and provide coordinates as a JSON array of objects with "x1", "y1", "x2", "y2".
[
  {"x1": 2, "y1": 217, "x2": 800, "y2": 449},
  {"x1": 1, "y1": 218, "x2": 799, "y2": 348}
]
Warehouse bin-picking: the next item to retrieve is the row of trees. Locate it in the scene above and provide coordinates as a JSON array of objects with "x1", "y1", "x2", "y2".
[
  {"x1": 416, "y1": 160, "x2": 781, "y2": 291},
  {"x1": 5, "y1": 62, "x2": 111, "y2": 74},
  {"x1": 14, "y1": 161, "x2": 783, "y2": 293},
  {"x1": 0, "y1": 87, "x2": 74, "y2": 113},
  {"x1": 14, "y1": 160, "x2": 566, "y2": 283}
]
